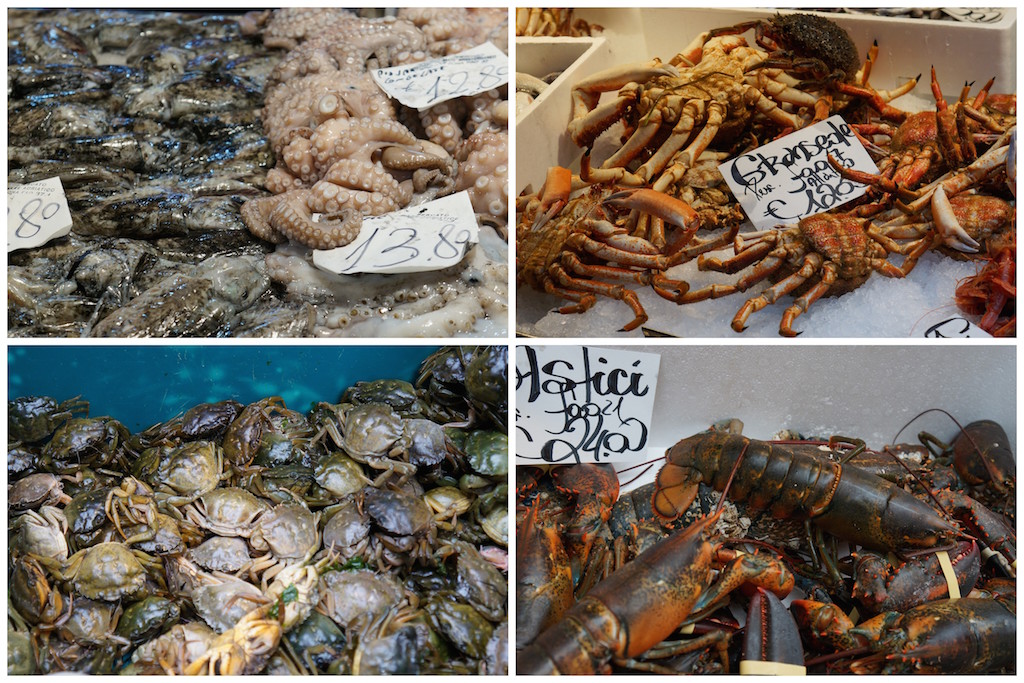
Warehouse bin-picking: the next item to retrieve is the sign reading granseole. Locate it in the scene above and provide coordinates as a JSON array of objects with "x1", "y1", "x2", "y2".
[
  {"x1": 719, "y1": 115, "x2": 879, "y2": 229},
  {"x1": 515, "y1": 346, "x2": 661, "y2": 464}
]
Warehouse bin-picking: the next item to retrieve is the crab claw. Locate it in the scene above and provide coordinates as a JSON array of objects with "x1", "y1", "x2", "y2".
[
  {"x1": 932, "y1": 185, "x2": 980, "y2": 253},
  {"x1": 531, "y1": 166, "x2": 573, "y2": 232},
  {"x1": 603, "y1": 188, "x2": 700, "y2": 233}
]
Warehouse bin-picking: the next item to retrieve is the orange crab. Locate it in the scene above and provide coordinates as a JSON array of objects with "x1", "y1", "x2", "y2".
[
  {"x1": 516, "y1": 168, "x2": 739, "y2": 331},
  {"x1": 687, "y1": 211, "x2": 919, "y2": 336}
]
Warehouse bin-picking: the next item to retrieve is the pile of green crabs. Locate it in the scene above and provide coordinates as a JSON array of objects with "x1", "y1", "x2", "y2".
[
  {"x1": 8, "y1": 346, "x2": 508, "y2": 675},
  {"x1": 517, "y1": 414, "x2": 1015, "y2": 674}
]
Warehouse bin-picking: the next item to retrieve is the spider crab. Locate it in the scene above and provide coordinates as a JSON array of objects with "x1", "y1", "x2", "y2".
[
  {"x1": 516, "y1": 167, "x2": 739, "y2": 331},
  {"x1": 848, "y1": 67, "x2": 1011, "y2": 214},
  {"x1": 689, "y1": 211, "x2": 916, "y2": 336},
  {"x1": 685, "y1": 133, "x2": 1014, "y2": 336},
  {"x1": 567, "y1": 14, "x2": 914, "y2": 194}
]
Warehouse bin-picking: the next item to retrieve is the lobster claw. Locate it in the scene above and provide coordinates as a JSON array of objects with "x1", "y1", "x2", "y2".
[{"x1": 740, "y1": 588, "x2": 806, "y2": 675}]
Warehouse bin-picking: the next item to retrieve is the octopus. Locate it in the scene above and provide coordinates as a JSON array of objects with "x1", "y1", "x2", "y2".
[
  {"x1": 237, "y1": 9, "x2": 509, "y2": 251},
  {"x1": 397, "y1": 8, "x2": 509, "y2": 55},
  {"x1": 455, "y1": 129, "x2": 509, "y2": 231}
]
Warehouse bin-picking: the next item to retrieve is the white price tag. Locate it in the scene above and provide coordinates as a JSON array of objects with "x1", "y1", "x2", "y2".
[
  {"x1": 915, "y1": 311, "x2": 992, "y2": 338},
  {"x1": 515, "y1": 346, "x2": 661, "y2": 464},
  {"x1": 372, "y1": 42, "x2": 508, "y2": 109},
  {"x1": 720, "y1": 116, "x2": 879, "y2": 229},
  {"x1": 312, "y1": 191, "x2": 478, "y2": 275},
  {"x1": 942, "y1": 8, "x2": 1005, "y2": 23},
  {"x1": 8, "y1": 177, "x2": 74, "y2": 251}
]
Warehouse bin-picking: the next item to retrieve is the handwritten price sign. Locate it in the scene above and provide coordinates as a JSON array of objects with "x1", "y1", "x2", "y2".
[
  {"x1": 372, "y1": 42, "x2": 508, "y2": 109},
  {"x1": 312, "y1": 191, "x2": 479, "y2": 275},
  {"x1": 8, "y1": 177, "x2": 74, "y2": 251},
  {"x1": 915, "y1": 310, "x2": 991, "y2": 338},
  {"x1": 720, "y1": 116, "x2": 879, "y2": 229},
  {"x1": 515, "y1": 346, "x2": 661, "y2": 464}
]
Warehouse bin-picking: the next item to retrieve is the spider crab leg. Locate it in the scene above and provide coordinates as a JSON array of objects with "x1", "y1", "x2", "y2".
[
  {"x1": 567, "y1": 62, "x2": 679, "y2": 148},
  {"x1": 900, "y1": 130, "x2": 1012, "y2": 214}
]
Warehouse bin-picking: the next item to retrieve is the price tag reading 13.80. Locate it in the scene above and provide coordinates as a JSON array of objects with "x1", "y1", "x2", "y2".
[
  {"x1": 312, "y1": 191, "x2": 479, "y2": 275},
  {"x1": 8, "y1": 176, "x2": 74, "y2": 251},
  {"x1": 371, "y1": 42, "x2": 508, "y2": 110}
]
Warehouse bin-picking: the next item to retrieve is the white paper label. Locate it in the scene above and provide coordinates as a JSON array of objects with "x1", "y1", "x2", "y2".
[
  {"x1": 8, "y1": 177, "x2": 74, "y2": 251},
  {"x1": 515, "y1": 346, "x2": 661, "y2": 464},
  {"x1": 942, "y1": 8, "x2": 1005, "y2": 23},
  {"x1": 720, "y1": 116, "x2": 879, "y2": 229},
  {"x1": 916, "y1": 312, "x2": 991, "y2": 338},
  {"x1": 312, "y1": 191, "x2": 478, "y2": 275},
  {"x1": 372, "y1": 42, "x2": 508, "y2": 109}
]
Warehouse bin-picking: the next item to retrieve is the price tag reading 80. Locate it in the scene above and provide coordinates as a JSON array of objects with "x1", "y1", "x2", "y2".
[
  {"x1": 8, "y1": 177, "x2": 74, "y2": 251},
  {"x1": 312, "y1": 191, "x2": 479, "y2": 275},
  {"x1": 372, "y1": 42, "x2": 508, "y2": 110}
]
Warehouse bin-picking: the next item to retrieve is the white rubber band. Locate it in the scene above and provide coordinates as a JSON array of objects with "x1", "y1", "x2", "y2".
[
  {"x1": 936, "y1": 549, "x2": 960, "y2": 601},
  {"x1": 739, "y1": 660, "x2": 807, "y2": 676}
]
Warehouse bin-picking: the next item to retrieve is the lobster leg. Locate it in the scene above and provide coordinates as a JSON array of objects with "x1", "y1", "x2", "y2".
[{"x1": 516, "y1": 502, "x2": 574, "y2": 648}]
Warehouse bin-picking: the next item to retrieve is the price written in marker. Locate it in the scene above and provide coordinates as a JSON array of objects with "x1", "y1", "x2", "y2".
[
  {"x1": 312, "y1": 191, "x2": 479, "y2": 275},
  {"x1": 720, "y1": 115, "x2": 879, "y2": 229},
  {"x1": 515, "y1": 346, "x2": 661, "y2": 464},
  {"x1": 8, "y1": 177, "x2": 74, "y2": 251},
  {"x1": 372, "y1": 42, "x2": 508, "y2": 109},
  {"x1": 919, "y1": 315, "x2": 990, "y2": 338}
]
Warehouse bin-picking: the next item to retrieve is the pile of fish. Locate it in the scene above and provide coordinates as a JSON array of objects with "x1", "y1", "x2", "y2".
[
  {"x1": 8, "y1": 346, "x2": 508, "y2": 674},
  {"x1": 8, "y1": 9, "x2": 508, "y2": 337}
]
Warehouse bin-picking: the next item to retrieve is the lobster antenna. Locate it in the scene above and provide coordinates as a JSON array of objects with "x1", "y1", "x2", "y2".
[
  {"x1": 891, "y1": 408, "x2": 1004, "y2": 489},
  {"x1": 890, "y1": 407, "x2": 966, "y2": 444},
  {"x1": 714, "y1": 439, "x2": 750, "y2": 517},
  {"x1": 615, "y1": 459, "x2": 658, "y2": 489}
]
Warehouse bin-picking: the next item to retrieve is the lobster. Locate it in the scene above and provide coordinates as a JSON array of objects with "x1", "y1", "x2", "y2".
[
  {"x1": 793, "y1": 587, "x2": 1016, "y2": 673},
  {"x1": 515, "y1": 504, "x2": 794, "y2": 674},
  {"x1": 920, "y1": 419, "x2": 1016, "y2": 497},
  {"x1": 516, "y1": 502, "x2": 574, "y2": 648},
  {"x1": 652, "y1": 432, "x2": 962, "y2": 551},
  {"x1": 852, "y1": 539, "x2": 981, "y2": 614}
]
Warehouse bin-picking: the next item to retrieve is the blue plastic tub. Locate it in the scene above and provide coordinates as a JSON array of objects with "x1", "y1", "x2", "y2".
[{"x1": 8, "y1": 345, "x2": 442, "y2": 431}]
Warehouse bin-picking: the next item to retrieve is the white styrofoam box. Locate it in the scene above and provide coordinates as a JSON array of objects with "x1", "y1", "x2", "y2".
[
  {"x1": 517, "y1": 8, "x2": 1017, "y2": 192},
  {"x1": 546, "y1": 344, "x2": 1016, "y2": 489},
  {"x1": 516, "y1": 36, "x2": 612, "y2": 189},
  {"x1": 515, "y1": 8, "x2": 1016, "y2": 337}
]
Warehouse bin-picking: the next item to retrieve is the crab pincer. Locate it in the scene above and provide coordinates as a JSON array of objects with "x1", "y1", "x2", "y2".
[{"x1": 603, "y1": 188, "x2": 701, "y2": 251}]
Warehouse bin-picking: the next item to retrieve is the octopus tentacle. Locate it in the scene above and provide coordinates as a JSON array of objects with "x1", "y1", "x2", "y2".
[
  {"x1": 455, "y1": 130, "x2": 508, "y2": 220},
  {"x1": 240, "y1": 195, "x2": 289, "y2": 244},
  {"x1": 312, "y1": 159, "x2": 411, "y2": 213},
  {"x1": 268, "y1": 190, "x2": 363, "y2": 250}
]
